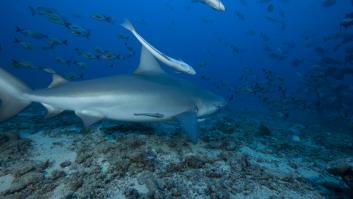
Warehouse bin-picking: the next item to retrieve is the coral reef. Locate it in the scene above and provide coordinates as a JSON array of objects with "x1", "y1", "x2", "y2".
[{"x1": 0, "y1": 105, "x2": 352, "y2": 198}]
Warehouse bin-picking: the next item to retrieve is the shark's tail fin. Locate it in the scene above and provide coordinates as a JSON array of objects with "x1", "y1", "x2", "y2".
[
  {"x1": 0, "y1": 68, "x2": 31, "y2": 122},
  {"x1": 121, "y1": 19, "x2": 136, "y2": 33}
]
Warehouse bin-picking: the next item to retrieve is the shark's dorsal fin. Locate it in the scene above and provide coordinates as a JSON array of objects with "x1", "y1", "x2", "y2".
[
  {"x1": 49, "y1": 74, "x2": 68, "y2": 88},
  {"x1": 134, "y1": 46, "x2": 166, "y2": 75}
]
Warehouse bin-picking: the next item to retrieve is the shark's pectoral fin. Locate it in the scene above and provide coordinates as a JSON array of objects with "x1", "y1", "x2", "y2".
[
  {"x1": 42, "y1": 103, "x2": 63, "y2": 118},
  {"x1": 177, "y1": 112, "x2": 199, "y2": 144},
  {"x1": 75, "y1": 110, "x2": 103, "y2": 129},
  {"x1": 48, "y1": 74, "x2": 68, "y2": 88},
  {"x1": 134, "y1": 46, "x2": 166, "y2": 76}
]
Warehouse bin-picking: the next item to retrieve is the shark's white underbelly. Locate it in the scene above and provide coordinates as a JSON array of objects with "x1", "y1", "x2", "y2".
[{"x1": 25, "y1": 88, "x2": 194, "y2": 122}]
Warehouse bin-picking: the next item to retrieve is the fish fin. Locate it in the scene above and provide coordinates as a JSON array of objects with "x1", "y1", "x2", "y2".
[
  {"x1": 177, "y1": 112, "x2": 199, "y2": 144},
  {"x1": 86, "y1": 30, "x2": 91, "y2": 39},
  {"x1": 121, "y1": 19, "x2": 136, "y2": 32},
  {"x1": 106, "y1": 17, "x2": 113, "y2": 23},
  {"x1": 11, "y1": 59, "x2": 19, "y2": 67},
  {"x1": 0, "y1": 68, "x2": 31, "y2": 122},
  {"x1": 15, "y1": 26, "x2": 22, "y2": 33},
  {"x1": 134, "y1": 46, "x2": 166, "y2": 75},
  {"x1": 48, "y1": 74, "x2": 68, "y2": 88},
  {"x1": 28, "y1": 6, "x2": 36, "y2": 16},
  {"x1": 42, "y1": 103, "x2": 63, "y2": 118},
  {"x1": 75, "y1": 111, "x2": 102, "y2": 129}
]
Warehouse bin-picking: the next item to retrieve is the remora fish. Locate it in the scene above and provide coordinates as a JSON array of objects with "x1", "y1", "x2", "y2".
[
  {"x1": 121, "y1": 20, "x2": 196, "y2": 75},
  {"x1": 192, "y1": 0, "x2": 225, "y2": 12},
  {"x1": 0, "y1": 47, "x2": 225, "y2": 143}
]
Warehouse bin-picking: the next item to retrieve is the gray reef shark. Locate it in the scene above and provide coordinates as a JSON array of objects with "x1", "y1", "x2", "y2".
[{"x1": 0, "y1": 47, "x2": 226, "y2": 143}]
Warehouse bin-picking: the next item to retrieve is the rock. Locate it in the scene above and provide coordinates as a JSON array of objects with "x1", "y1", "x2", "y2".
[
  {"x1": 129, "y1": 149, "x2": 157, "y2": 170},
  {"x1": 0, "y1": 134, "x2": 10, "y2": 146},
  {"x1": 75, "y1": 150, "x2": 92, "y2": 164},
  {"x1": 127, "y1": 138, "x2": 146, "y2": 148},
  {"x1": 123, "y1": 188, "x2": 140, "y2": 199},
  {"x1": 166, "y1": 162, "x2": 185, "y2": 173},
  {"x1": 205, "y1": 184, "x2": 230, "y2": 199},
  {"x1": 257, "y1": 124, "x2": 271, "y2": 136},
  {"x1": 0, "y1": 132, "x2": 20, "y2": 147},
  {"x1": 111, "y1": 159, "x2": 130, "y2": 177},
  {"x1": 60, "y1": 160, "x2": 72, "y2": 168},
  {"x1": 327, "y1": 158, "x2": 353, "y2": 189},
  {"x1": 6, "y1": 172, "x2": 43, "y2": 194},
  {"x1": 34, "y1": 160, "x2": 50, "y2": 171},
  {"x1": 68, "y1": 177, "x2": 83, "y2": 191},
  {"x1": 137, "y1": 172, "x2": 160, "y2": 196},
  {"x1": 14, "y1": 165, "x2": 35, "y2": 178},
  {"x1": 50, "y1": 170, "x2": 65, "y2": 180},
  {"x1": 206, "y1": 168, "x2": 223, "y2": 178},
  {"x1": 183, "y1": 155, "x2": 205, "y2": 169}
]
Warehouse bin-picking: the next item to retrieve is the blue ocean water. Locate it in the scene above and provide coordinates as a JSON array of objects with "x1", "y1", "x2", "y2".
[
  {"x1": 0, "y1": 1, "x2": 352, "y2": 115},
  {"x1": 0, "y1": 0, "x2": 353, "y2": 198}
]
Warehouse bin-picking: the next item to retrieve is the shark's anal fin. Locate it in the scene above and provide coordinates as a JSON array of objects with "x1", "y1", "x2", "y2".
[
  {"x1": 134, "y1": 46, "x2": 166, "y2": 75},
  {"x1": 177, "y1": 112, "x2": 199, "y2": 144},
  {"x1": 48, "y1": 74, "x2": 68, "y2": 88},
  {"x1": 75, "y1": 110, "x2": 103, "y2": 129},
  {"x1": 42, "y1": 103, "x2": 63, "y2": 118}
]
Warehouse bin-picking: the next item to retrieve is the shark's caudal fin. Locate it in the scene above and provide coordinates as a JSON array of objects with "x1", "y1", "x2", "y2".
[
  {"x1": 0, "y1": 68, "x2": 31, "y2": 122},
  {"x1": 134, "y1": 46, "x2": 166, "y2": 75},
  {"x1": 121, "y1": 19, "x2": 136, "y2": 33}
]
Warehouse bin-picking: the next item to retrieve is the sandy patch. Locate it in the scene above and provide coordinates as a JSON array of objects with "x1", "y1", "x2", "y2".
[
  {"x1": 0, "y1": 174, "x2": 14, "y2": 193},
  {"x1": 28, "y1": 132, "x2": 77, "y2": 175}
]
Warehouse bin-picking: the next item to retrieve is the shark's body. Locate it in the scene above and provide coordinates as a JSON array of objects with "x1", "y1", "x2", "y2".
[{"x1": 0, "y1": 47, "x2": 225, "y2": 143}]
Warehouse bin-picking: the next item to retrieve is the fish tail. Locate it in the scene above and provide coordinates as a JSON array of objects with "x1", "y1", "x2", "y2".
[
  {"x1": 64, "y1": 21, "x2": 71, "y2": 29},
  {"x1": 13, "y1": 38, "x2": 20, "y2": 43},
  {"x1": 75, "y1": 48, "x2": 82, "y2": 54},
  {"x1": 28, "y1": 6, "x2": 36, "y2": 16},
  {"x1": 11, "y1": 59, "x2": 20, "y2": 68},
  {"x1": 106, "y1": 17, "x2": 113, "y2": 23},
  {"x1": 15, "y1": 26, "x2": 22, "y2": 33},
  {"x1": 63, "y1": 40, "x2": 68, "y2": 46},
  {"x1": 0, "y1": 68, "x2": 31, "y2": 122},
  {"x1": 121, "y1": 19, "x2": 135, "y2": 33},
  {"x1": 86, "y1": 30, "x2": 91, "y2": 39}
]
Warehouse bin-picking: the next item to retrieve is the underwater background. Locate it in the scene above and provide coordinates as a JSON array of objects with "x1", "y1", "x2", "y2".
[{"x1": 0, "y1": 0, "x2": 353, "y2": 198}]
